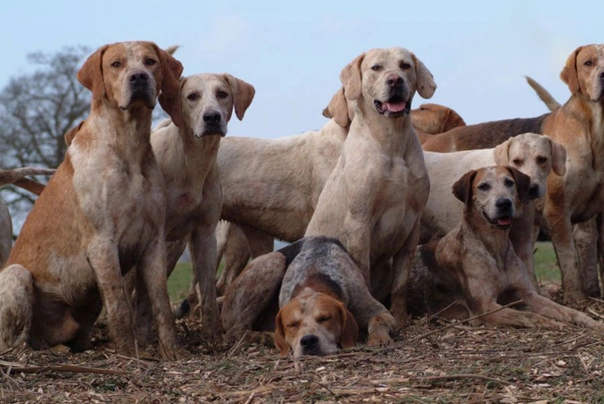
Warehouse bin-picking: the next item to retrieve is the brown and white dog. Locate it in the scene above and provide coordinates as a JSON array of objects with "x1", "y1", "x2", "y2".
[
  {"x1": 221, "y1": 237, "x2": 396, "y2": 358},
  {"x1": 0, "y1": 42, "x2": 183, "y2": 359},
  {"x1": 305, "y1": 47, "x2": 436, "y2": 324},
  {"x1": 408, "y1": 166, "x2": 604, "y2": 332}
]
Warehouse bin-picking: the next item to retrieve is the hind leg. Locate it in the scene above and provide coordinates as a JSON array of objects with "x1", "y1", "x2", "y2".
[{"x1": 0, "y1": 265, "x2": 34, "y2": 351}]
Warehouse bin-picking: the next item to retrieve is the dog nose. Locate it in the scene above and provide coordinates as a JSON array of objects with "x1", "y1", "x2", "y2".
[
  {"x1": 387, "y1": 75, "x2": 403, "y2": 88},
  {"x1": 129, "y1": 72, "x2": 149, "y2": 85},
  {"x1": 495, "y1": 198, "x2": 512, "y2": 211},
  {"x1": 528, "y1": 184, "x2": 541, "y2": 199},
  {"x1": 300, "y1": 334, "x2": 319, "y2": 350},
  {"x1": 203, "y1": 111, "x2": 222, "y2": 125}
]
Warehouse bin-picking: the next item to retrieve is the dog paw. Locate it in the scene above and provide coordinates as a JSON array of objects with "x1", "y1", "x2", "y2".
[{"x1": 367, "y1": 331, "x2": 393, "y2": 347}]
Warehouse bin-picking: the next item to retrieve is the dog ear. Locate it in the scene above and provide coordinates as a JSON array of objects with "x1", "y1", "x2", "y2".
[
  {"x1": 452, "y1": 169, "x2": 477, "y2": 205},
  {"x1": 77, "y1": 45, "x2": 110, "y2": 101},
  {"x1": 273, "y1": 310, "x2": 291, "y2": 356},
  {"x1": 337, "y1": 302, "x2": 359, "y2": 349},
  {"x1": 443, "y1": 108, "x2": 466, "y2": 132},
  {"x1": 154, "y1": 44, "x2": 183, "y2": 99},
  {"x1": 323, "y1": 88, "x2": 351, "y2": 128},
  {"x1": 64, "y1": 120, "x2": 85, "y2": 147},
  {"x1": 560, "y1": 46, "x2": 583, "y2": 95},
  {"x1": 549, "y1": 137, "x2": 567, "y2": 176},
  {"x1": 493, "y1": 137, "x2": 512, "y2": 166},
  {"x1": 507, "y1": 166, "x2": 531, "y2": 203},
  {"x1": 412, "y1": 53, "x2": 437, "y2": 99},
  {"x1": 159, "y1": 78, "x2": 186, "y2": 128},
  {"x1": 340, "y1": 53, "x2": 365, "y2": 101},
  {"x1": 224, "y1": 74, "x2": 256, "y2": 121}
]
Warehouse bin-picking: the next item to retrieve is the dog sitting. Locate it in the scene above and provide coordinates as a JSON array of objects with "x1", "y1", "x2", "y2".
[
  {"x1": 408, "y1": 166, "x2": 604, "y2": 332},
  {"x1": 221, "y1": 237, "x2": 396, "y2": 358}
]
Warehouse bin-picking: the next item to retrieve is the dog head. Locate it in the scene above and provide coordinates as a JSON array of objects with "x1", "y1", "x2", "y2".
[
  {"x1": 333, "y1": 47, "x2": 436, "y2": 121},
  {"x1": 560, "y1": 44, "x2": 604, "y2": 102},
  {"x1": 453, "y1": 166, "x2": 531, "y2": 230},
  {"x1": 78, "y1": 41, "x2": 183, "y2": 112},
  {"x1": 493, "y1": 133, "x2": 567, "y2": 200},
  {"x1": 274, "y1": 291, "x2": 358, "y2": 358},
  {"x1": 411, "y1": 103, "x2": 466, "y2": 134},
  {"x1": 159, "y1": 73, "x2": 255, "y2": 137}
]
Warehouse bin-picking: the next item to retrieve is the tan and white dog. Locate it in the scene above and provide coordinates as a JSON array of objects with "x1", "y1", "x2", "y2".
[{"x1": 305, "y1": 47, "x2": 436, "y2": 324}]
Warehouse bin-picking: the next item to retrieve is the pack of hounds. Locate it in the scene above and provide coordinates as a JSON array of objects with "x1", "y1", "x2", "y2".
[{"x1": 1, "y1": 41, "x2": 603, "y2": 361}]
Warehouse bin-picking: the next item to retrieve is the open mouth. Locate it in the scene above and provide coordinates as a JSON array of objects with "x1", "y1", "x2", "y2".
[
  {"x1": 374, "y1": 95, "x2": 411, "y2": 116},
  {"x1": 483, "y1": 212, "x2": 513, "y2": 229}
]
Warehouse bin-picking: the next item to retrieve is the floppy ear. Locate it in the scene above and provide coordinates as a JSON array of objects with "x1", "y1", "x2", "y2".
[
  {"x1": 77, "y1": 45, "x2": 110, "y2": 101},
  {"x1": 224, "y1": 74, "x2": 256, "y2": 121},
  {"x1": 340, "y1": 53, "x2": 365, "y2": 101},
  {"x1": 507, "y1": 166, "x2": 531, "y2": 203},
  {"x1": 560, "y1": 46, "x2": 583, "y2": 95},
  {"x1": 154, "y1": 44, "x2": 183, "y2": 99},
  {"x1": 323, "y1": 88, "x2": 350, "y2": 127},
  {"x1": 64, "y1": 120, "x2": 85, "y2": 147},
  {"x1": 412, "y1": 53, "x2": 437, "y2": 99},
  {"x1": 444, "y1": 108, "x2": 466, "y2": 131},
  {"x1": 337, "y1": 302, "x2": 359, "y2": 349},
  {"x1": 273, "y1": 310, "x2": 291, "y2": 356},
  {"x1": 493, "y1": 138, "x2": 511, "y2": 166},
  {"x1": 549, "y1": 137, "x2": 567, "y2": 176},
  {"x1": 452, "y1": 169, "x2": 477, "y2": 205},
  {"x1": 159, "y1": 78, "x2": 185, "y2": 128}
]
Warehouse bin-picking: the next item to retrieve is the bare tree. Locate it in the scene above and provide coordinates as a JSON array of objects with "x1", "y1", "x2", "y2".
[{"x1": 0, "y1": 46, "x2": 91, "y2": 231}]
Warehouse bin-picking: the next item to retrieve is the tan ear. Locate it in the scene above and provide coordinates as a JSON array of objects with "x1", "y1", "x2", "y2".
[
  {"x1": 159, "y1": 78, "x2": 186, "y2": 128},
  {"x1": 340, "y1": 53, "x2": 365, "y2": 101},
  {"x1": 273, "y1": 310, "x2": 291, "y2": 356},
  {"x1": 412, "y1": 53, "x2": 437, "y2": 99},
  {"x1": 337, "y1": 302, "x2": 359, "y2": 349},
  {"x1": 64, "y1": 120, "x2": 86, "y2": 146},
  {"x1": 549, "y1": 137, "x2": 567, "y2": 176},
  {"x1": 223, "y1": 74, "x2": 256, "y2": 121},
  {"x1": 493, "y1": 138, "x2": 511, "y2": 166},
  {"x1": 444, "y1": 108, "x2": 466, "y2": 131},
  {"x1": 77, "y1": 45, "x2": 110, "y2": 101},
  {"x1": 506, "y1": 166, "x2": 531, "y2": 203},
  {"x1": 452, "y1": 169, "x2": 477, "y2": 205},
  {"x1": 154, "y1": 44, "x2": 183, "y2": 99},
  {"x1": 560, "y1": 46, "x2": 583, "y2": 94},
  {"x1": 324, "y1": 88, "x2": 350, "y2": 127}
]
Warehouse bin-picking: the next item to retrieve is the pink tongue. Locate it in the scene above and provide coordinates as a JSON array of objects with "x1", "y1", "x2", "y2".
[
  {"x1": 497, "y1": 218, "x2": 512, "y2": 226},
  {"x1": 385, "y1": 102, "x2": 406, "y2": 112}
]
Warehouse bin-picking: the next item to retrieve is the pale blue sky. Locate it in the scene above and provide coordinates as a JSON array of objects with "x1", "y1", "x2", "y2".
[{"x1": 1, "y1": 0, "x2": 602, "y2": 139}]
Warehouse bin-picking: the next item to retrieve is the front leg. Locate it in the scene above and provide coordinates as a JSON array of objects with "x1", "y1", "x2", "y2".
[
  {"x1": 390, "y1": 219, "x2": 421, "y2": 326},
  {"x1": 343, "y1": 209, "x2": 372, "y2": 286}
]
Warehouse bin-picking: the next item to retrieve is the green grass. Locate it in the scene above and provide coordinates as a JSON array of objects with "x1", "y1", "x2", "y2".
[{"x1": 167, "y1": 242, "x2": 561, "y2": 301}]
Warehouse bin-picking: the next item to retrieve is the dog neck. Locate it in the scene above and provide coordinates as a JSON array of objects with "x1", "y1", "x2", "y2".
[
  {"x1": 179, "y1": 125, "x2": 222, "y2": 182},
  {"x1": 290, "y1": 272, "x2": 345, "y2": 303},
  {"x1": 559, "y1": 94, "x2": 604, "y2": 167},
  {"x1": 462, "y1": 206, "x2": 511, "y2": 258}
]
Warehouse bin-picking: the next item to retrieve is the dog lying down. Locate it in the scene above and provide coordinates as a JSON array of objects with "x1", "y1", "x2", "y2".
[
  {"x1": 221, "y1": 236, "x2": 396, "y2": 358},
  {"x1": 408, "y1": 166, "x2": 604, "y2": 332}
]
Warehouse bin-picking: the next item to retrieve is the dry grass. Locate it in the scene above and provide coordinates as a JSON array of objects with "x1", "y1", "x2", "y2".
[{"x1": 2, "y1": 294, "x2": 604, "y2": 403}]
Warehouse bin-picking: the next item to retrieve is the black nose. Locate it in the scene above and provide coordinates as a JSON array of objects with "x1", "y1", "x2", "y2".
[
  {"x1": 300, "y1": 334, "x2": 319, "y2": 349},
  {"x1": 203, "y1": 111, "x2": 221, "y2": 126},
  {"x1": 496, "y1": 198, "x2": 512, "y2": 211},
  {"x1": 387, "y1": 75, "x2": 403, "y2": 88},
  {"x1": 129, "y1": 72, "x2": 149, "y2": 85},
  {"x1": 528, "y1": 184, "x2": 540, "y2": 199}
]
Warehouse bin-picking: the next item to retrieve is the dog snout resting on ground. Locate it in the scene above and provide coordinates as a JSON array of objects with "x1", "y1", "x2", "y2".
[
  {"x1": 421, "y1": 133, "x2": 567, "y2": 289},
  {"x1": 148, "y1": 73, "x2": 255, "y2": 340},
  {"x1": 408, "y1": 166, "x2": 604, "y2": 332},
  {"x1": 221, "y1": 237, "x2": 396, "y2": 358},
  {"x1": 0, "y1": 42, "x2": 183, "y2": 359},
  {"x1": 305, "y1": 47, "x2": 436, "y2": 325}
]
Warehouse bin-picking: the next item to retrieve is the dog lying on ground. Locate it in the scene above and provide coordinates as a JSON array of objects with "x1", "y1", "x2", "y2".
[
  {"x1": 408, "y1": 166, "x2": 604, "y2": 332},
  {"x1": 147, "y1": 73, "x2": 254, "y2": 340},
  {"x1": 421, "y1": 133, "x2": 567, "y2": 289},
  {"x1": 0, "y1": 41, "x2": 183, "y2": 358},
  {"x1": 221, "y1": 236, "x2": 396, "y2": 358},
  {"x1": 305, "y1": 47, "x2": 436, "y2": 324},
  {"x1": 422, "y1": 44, "x2": 604, "y2": 305}
]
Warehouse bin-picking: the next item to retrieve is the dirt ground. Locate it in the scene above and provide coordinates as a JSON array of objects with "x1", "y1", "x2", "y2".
[{"x1": 2, "y1": 294, "x2": 604, "y2": 403}]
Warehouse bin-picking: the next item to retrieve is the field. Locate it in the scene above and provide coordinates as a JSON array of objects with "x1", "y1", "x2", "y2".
[{"x1": 2, "y1": 242, "x2": 604, "y2": 403}]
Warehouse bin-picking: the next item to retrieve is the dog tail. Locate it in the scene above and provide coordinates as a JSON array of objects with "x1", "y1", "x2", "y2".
[
  {"x1": 0, "y1": 265, "x2": 34, "y2": 351},
  {"x1": 525, "y1": 76, "x2": 561, "y2": 112}
]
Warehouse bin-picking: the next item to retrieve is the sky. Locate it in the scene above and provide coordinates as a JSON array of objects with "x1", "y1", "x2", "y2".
[{"x1": 0, "y1": 0, "x2": 602, "y2": 140}]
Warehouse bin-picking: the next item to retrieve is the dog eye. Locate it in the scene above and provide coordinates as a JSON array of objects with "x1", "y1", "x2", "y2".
[
  {"x1": 512, "y1": 159, "x2": 522, "y2": 166},
  {"x1": 317, "y1": 315, "x2": 331, "y2": 323},
  {"x1": 477, "y1": 183, "x2": 490, "y2": 191},
  {"x1": 504, "y1": 179, "x2": 515, "y2": 188},
  {"x1": 371, "y1": 65, "x2": 382, "y2": 71},
  {"x1": 400, "y1": 62, "x2": 411, "y2": 70},
  {"x1": 584, "y1": 60, "x2": 593, "y2": 66},
  {"x1": 286, "y1": 321, "x2": 300, "y2": 329},
  {"x1": 111, "y1": 61, "x2": 121, "y2": 68},
  {"x1": 536, "y1": 156, "x2": 548, "y2": 164},
  {"x1": 217, "y1": 90, "x2": 229, "y2": 99},
  {"x1": 145, "y1": 58, "x2": 157, "y2": 66},
  {"x1": 187, "y1": 93, "x2": 199, "y2": 101}
]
